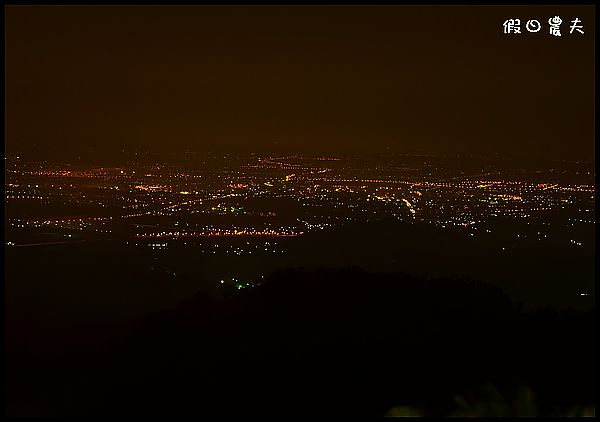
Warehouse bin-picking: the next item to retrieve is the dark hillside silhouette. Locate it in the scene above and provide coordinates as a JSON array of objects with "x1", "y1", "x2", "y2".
[{"x1": 71, "y1": 268, "x2": 594, "y2": 417}]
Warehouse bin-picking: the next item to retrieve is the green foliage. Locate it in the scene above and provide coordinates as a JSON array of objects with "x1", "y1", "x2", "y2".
[
  {"x1": 386, "y1": 383, "x2": 595, "y2": 417},
  {"x1": 385, "y1": 406, "x2": 424, "y2": 417},
  {"x1": 450, "y1": 383, "x2": 536, "y2": 417}
]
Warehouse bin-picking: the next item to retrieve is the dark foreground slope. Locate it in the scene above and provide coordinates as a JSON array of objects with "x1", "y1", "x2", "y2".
[{"x1": 6, "y1": 268, "x2": 596, "y2": 417}]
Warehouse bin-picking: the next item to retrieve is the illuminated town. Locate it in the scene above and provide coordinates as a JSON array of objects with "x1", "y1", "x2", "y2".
[{"x1": 5, "y1": 152, "x2": 594, "y2": 254}]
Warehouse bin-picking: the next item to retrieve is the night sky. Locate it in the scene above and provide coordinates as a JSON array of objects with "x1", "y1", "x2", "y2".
[{"x1": 5, "y1": 5, "x2": 595, "y2": 160}]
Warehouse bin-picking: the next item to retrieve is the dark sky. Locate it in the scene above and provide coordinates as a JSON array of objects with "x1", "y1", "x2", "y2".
[{"x1": 5, "y1": 5, "x2": 595, "y2": 160}]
